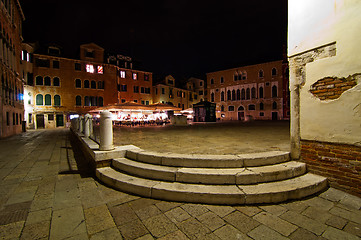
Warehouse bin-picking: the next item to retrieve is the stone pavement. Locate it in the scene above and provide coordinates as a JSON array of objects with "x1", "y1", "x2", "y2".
[{"x1": 0, "y1": 129, "x2": 360, "y2": 240}]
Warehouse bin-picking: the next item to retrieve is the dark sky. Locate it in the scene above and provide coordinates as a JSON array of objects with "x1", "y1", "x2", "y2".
[{"x1": 20, "y1": 0, "x2": 287, "y2": 82}]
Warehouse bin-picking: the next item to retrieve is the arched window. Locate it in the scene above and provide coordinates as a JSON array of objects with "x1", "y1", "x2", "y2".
[
  {"x1": 221, "y1": 91, "x2": 225, "y2": 101},
  {"x1": 238, "y1": 73, "x2": 242, "y2": 80},
  {"x1": 272, "y1": 101, "x2": 277, "y2": 109},
  {"x1": 36, "y1": 94, "x2": 43, "y2": 105},
  {"x1": 84, "y1": 96, "x2": 90, "y2": 106},
  {"x1": 36, "y1": 76, "x2": 43, "y2": 85},
  {"x1": 236, "y1": 89, "x2": 240, "y2": 100},
  {"x1": 91, "y1": 80, "x2": 96, "y2": 89},
  {"x1": 84, "y1": 80, "x2": 89, "y2": 88},
  {"x1": 44, "y1": 76, "x2": 51, "y2": 86},
  {"x1": 259, "y1": 87, "x2": 264, "y2": 98},
  {"x1": 238, "y1": 106, "x2": 244, "y2": 111},
  {"x1": 53, "y1": 77, "x2": 60, "y2": 86},
  {"x1": 232, "y1": 90, "x2": 236, "y2": 101},
  {"x1": 221, "y1": 105, "x2": 224, "y2": 112},
  {"x1": 242, "y1": 71, "x2": 247, "y2": 80},
  {"x1": 210, "y1": 78, "x2": 214, "y2": 85},
  {"x1": 246, "y1": 88, "x2": 250, "y2": 100},
  {"x1": 227, "y1": 90, "x2": 231, "y2": 101},
  {"x1": 75, "y1": 79, "x2": 81, "y2": 88},
  {"x1": 251, "y1": 87, "x2": 256, "y2": 99},
  {"x1": 211, "y1": 92, "x2": 215, "y2": 102},
  {"x1": 220, "y1": 77, "x2": 224, "y2": 83},
  {"x1": 97, "y1": 81, "x2": 104, "y2": 89},
  {"x1": 272, "y1": 68, "x2": 277, "y2": 76},
  {"x1": 90, "y1": 96, "x2": 97, "y2": 106},
  {"x1": 98, "y1": 97, "x2": 103, "y2": 106},
  {"x1": 259, "y1": 70, "x2": 264, "y2": 78},
  {"x1": 241, "y1": 89, "x2": 245, "y2": 100},
  {"x1": 234, "y1": 73, "x2": 238, "y2": 81},
  {"x1": 272, "y1": 85, "x2": 278, "y2": 97},
  {"x1": 75, "y1": 95, "x2": 81, "y2": 106},
  {"x1": 45, "y1": 94, "x2": 51, "y2": 105},
  {"x1": 54, "y1": 95, "x2": 61, "y2": 106},
  {"x1": 260, "y1": 102, "x2": 264, "y2": 110},
  {"x1": 248, "y1": 104, "x2": 256, "y2": 110}
]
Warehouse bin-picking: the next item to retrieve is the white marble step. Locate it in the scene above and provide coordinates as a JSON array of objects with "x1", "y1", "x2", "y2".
[
  {"x1": 96, "y1": 167, "x2": 328, "y2": 205},
  {"x1": 125, "y1": 149, "x2": 290, "y2": 168},
  {"x1": 112, "y1": 158, "x2": 306, "y2": 185}
]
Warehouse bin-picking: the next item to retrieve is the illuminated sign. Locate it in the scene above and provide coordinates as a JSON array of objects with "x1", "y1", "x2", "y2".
[
  {"x1": 97, "y1": 65, "x2": 103, "y2": 74},
  {"x1": 86, "y1": 64, "x2": 95, "y2": 73}
]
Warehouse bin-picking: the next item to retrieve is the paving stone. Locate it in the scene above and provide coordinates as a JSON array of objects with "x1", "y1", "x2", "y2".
[
  {"x1": 25, "y1": 208, "x2": 52, "y2": 225},
  {"x1": 155, "y1": 201, "x2": 182, "y2": 212},
  {"x1": 247, "y1": 225, "x2": 288, "y2": 240},
  {"x1": 213, "y1": 224, "x2": 252, "y2": 240},
  {"x1": 177, "y1": 217, "x2": 211, "y2": 239},
  {"x1": 106, "y1": 193, "x2": 140, "y2": 207},
  {"x1": 20, "y1": 220, "x2": 50, "y2": 240},
  {"x1": 30, "y1": 196, "x2": 54, "y2": 211},
  {"x1": 319, "y1": 188, "x2": 348, "y2": 202},
  {"x1": 280, "y1": 210, "x2": 327, "y2": 236},
  {"x1": 325, "y1": 215, "x2": 348, "y2": 229},
  {"x1": 253, "y1": 211, "x2": 298, "y2": 236},
  {"x1": 196, "y1": 211, "x2": 225, "y2": 231},
  {"x1": 128, "y1": 198, "x2": 160, "y2": 212},
  {"x1": 339, "y1": 194, "x2": 361, "y2": 210},
  {"x1": 302, "y1": 206, "x2": 332, "y2": 223},
  {"x1": 0, "y1": 209, "x2": 29, "y2": 225},
  {"x1": 89, "y1": 227, "x2": 123, "y2": 240},
  {"x1": 63, "y1": 232, "x2": 89, "y2": 240},
  {"x1": 289, "y1": 228, "x2": 325, "y2": 240},
  {"x1": 234, "y1": 206, "x2": 262, "y2": 217},
  {"x1": 6, "y1": 188, "x2": 37, "y2": 205},
  {"x1": 0, "y1": 221, "x2": 24, "y2": 239},
  {"x1": 53, "y1": 187, "x2": 81, "y2": 210},
  {"x1": 259, "y1": 205, "x2": 288, "y2": 216},
  {"x1": 109, "y1": 203, "x2": 138, "y2": 226},
  {"x1": 135, "y1": 204, "x2": 162, "y2": 221},
  {"x1": 84, "y1": 204, "x2": 116, "y2": 235},
  {"x1": 322, "y1": 226, "x2": 360, "y2": 240},
  {"x1": 157, "y1": 230, "x2": 189, "y2": 240},
  {"x1": 50, "y1": 206, "x2": 86, "y2": 240},
  {"x1": 343, "y1": 222, "x2": 361, "y2": 237},
  {"x1": 164, "y1": 207, "x2": 191, "y2": 224},
  {"x1": 223, "y1": 211, "x2": 260, "y2": 234},
  {"x1": 303, "y1": 197, "x2": 335, "y2": 211},
  {"x1": 118, "y1": 219, "x2": 149, "y2": 240},
  {"x1": 135, "y1": 234, "x2": 154, "y2": 240},
  {"x1": 180, "y1": 204, "x2": 209, "y2": 217},
  {"x1": 143, "y1": 214, "x2": 178, "y2": 238},
  {"x1": 205, "y1": 205, "x2": 235, "y2": 218},
  {"x1": 281, "y1": 201, "x2": 309, "y2": 213},
  {"x1": 329, "y1": 206, "x2": 361, "y2": 224}
]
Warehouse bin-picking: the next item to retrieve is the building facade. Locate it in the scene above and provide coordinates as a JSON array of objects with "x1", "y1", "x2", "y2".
[
  {"x1": 153, "y1": 75, "x2": 200, "y2": 110},
  {"x1": 206, "y1": 60, "x2": 289, "y2": 121},
  {"x1": 0, "y1": 0, "x2": 24, "y2": 137},
  {"x1": 24, "y1": 43, "x2": 153, "y2": 129}
]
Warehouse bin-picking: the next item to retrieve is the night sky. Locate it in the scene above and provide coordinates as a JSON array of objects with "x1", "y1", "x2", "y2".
[{"x1": 20, "y1": 0, "x2": 287, "y2": 83}]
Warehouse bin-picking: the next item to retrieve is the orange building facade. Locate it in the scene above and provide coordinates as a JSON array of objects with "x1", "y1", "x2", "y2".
[
  {"x1": 206, "y1": 60, "x2": 289, "y2": 121},
  {"x1": 0, "y1": 0, "x2": 24, "y2": 137},
  {"x1": 24, "y1": 43, "x2": 153, "y2": 129}
]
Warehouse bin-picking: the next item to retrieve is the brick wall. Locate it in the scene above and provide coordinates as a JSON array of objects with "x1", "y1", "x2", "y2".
[
  {"x1": 309, "y1": 75, "x2": 358, "y2": 100},
  {"x1": 301, "y1": 140, "x2": 361, "y2": 197}
]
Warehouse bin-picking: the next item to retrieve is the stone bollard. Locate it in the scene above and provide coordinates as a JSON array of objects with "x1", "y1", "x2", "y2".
[
  {"x1": 79, "y1": 116, "x2": 84, "y2": 133},
  {"x1": 84, "y1": 114, "x2": 92, "y2": 138},
  {"x1": 99, "y1": 111, "x2": 114, "y2": 151}
]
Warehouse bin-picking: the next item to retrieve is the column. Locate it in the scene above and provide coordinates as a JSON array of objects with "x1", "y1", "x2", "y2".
[{"x1": 99, "y1": 111, "x2": 114, "y2": 151}]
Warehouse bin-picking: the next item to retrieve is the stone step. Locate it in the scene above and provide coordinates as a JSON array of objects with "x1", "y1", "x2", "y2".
[
  {"x1": 125, "y1": 149, "x2": 290, "y2": 168},
  {"x1": 96, "y1": 167, "x2": 328, "y2": 205},
  {"x1": 112, "y1": 158, "x2": 307, "y2": 185}
]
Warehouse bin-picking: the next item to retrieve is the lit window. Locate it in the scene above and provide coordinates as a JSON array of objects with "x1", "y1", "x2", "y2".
[
  {"x1": 120, "y1": 71, "x2": 126, "y2": 78},
  {"x1": 86, "y1": 64, "x2": 95, "y2": 73},
  {"x1": 97, "y1": 66, "x2": 103, "y2": 74},
  {"x1": 133, "y1": 73, "x2": 137, "y2": 80}
]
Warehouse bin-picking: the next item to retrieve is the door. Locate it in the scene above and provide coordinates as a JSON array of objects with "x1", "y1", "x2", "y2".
[
  {"x1": 272, "y1": 112, "x2": 278, "y2": 120},
  {"x1": 238, "y1": 111, "x2": 244, "y2": 120},
  {"x1": 56, "y1": 114, "x2": 64, "y2": 127},
  {"x1": 36, "y1": 114, "x2": 45, "y2": 128}
]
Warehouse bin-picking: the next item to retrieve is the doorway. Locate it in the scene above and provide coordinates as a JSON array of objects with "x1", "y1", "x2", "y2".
[
  {"x1": 272, "y1": 112, "x2": 278, "y2": 120},
  {"x1": 56, "y1": 114, "x2": 64, "y2": 127},
  {"x1": 36, "y1": 114, "x2": 45, "y2": 128}
]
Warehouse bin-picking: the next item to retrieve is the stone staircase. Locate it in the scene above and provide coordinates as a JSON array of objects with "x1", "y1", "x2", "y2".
[{"x1": 96, "y1": 149, "x2": 328, "y2": 205}]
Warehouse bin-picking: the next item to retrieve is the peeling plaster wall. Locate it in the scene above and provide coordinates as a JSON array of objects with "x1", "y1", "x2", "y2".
[{"x1": 288, "y1": 0, "x2": 361, "y2": 146}]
